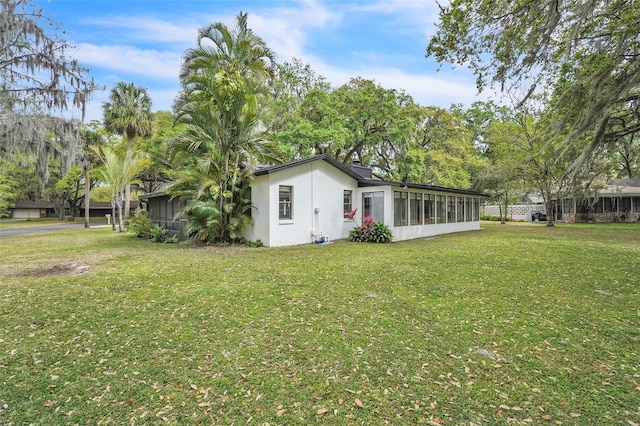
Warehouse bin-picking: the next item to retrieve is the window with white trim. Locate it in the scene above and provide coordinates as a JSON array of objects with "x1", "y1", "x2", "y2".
[
  {"x1": 447, "y1": 196, "x2": 457, "y2": 223},
  {"x1": 437, "y1": 195, "x2": 446, "y2": 223},
  {"x1": 343, "y1": 190, "x2": 353, "y2": 218},
  {"x1": 279, "y1": 185, "x2": 293, "y2": 220},
  {"x1": 394, "y1": 191, "x2": 408, "y2": 226},
  {"x1": 424, "y1": 194, "x2": 435, "y2": 224},
  {"x1": 363, "y1": 191, "x2": 384, "y2": 222},
  {"x1": 410, "y1": 192, "x2": 422, "y2": 225}
]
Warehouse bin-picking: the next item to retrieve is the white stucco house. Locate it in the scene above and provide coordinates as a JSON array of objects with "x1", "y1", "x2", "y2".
[{"x1": 243, "y1": 155, "x2": 485, "y2": 247}]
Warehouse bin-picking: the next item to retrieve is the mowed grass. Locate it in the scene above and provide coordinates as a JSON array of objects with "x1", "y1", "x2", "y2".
[{"x1": 0, "y1": 223, "x2": 638, "y2": 425}]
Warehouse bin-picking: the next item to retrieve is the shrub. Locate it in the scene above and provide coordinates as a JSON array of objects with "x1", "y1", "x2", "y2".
[
  {"x1": 163, "y1": 234, "x2": 179, "y2": 244},
  {"x1": 150, "y1": 224, "x2": 167, "y2": 242},
  {"x1": 349, "y1": 216, "x2": 393, "y2": 243},
  {"x1": 128, "y1": 213, "x2": 178, "y2": 243},
  {"x1": 244, "y1": 239, "x2": 264, "y2": 248},
  {"x1": 128, "y1": 213, "x2": 155, "y2": 239}
]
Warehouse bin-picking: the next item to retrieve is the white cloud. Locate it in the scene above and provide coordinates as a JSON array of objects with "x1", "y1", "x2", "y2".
[
  {"x1": 248, "y1": 1, "x2": 340, "y2": 63},
  {"x1": 76, "y1": 43, "x2": 183, "y2": 81},
  {"x1": 80, "y1": 15, "x2": 199, "y2": 46}
]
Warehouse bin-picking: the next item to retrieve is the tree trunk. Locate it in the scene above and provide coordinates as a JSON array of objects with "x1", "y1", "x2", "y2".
[
  {"x1": 84, "y1": 168, "x2": 91, "y2": 228},
  {"x1": 545, "y1": 199, "x2": 555, "y2": 227},
  {"x1": 124, "y1": 136, "x2": 133, "y2": 219},
  {"x1": 116, "y1": 193, "x2": 125, "y2": 233},
  {"x1": 111, "y1": 198, "x2": 116, "y2": 232},
  {"x1": 124, "y1": 184, "x2": 131, "y2": 220},
  {"x1": 502, "y1": 191, "x2": 509, "y2": 224}
]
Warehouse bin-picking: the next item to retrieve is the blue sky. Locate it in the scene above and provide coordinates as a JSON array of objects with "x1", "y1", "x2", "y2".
[{"x1": 40, "y1": 0, "x2": 495, "y2": 122}]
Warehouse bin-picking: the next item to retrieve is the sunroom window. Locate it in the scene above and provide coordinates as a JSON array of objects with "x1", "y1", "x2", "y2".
[
  {"x1": 410, "y1": 193, "x2": 422, "y2": 225},
  {"x1": 394, "y1": 191, "x2": 408, "y2": 226}
]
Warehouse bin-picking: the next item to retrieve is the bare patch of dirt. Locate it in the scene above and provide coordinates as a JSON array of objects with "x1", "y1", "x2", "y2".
[
  {"x1": 16, "y1": 261, "x2": 90, "y2": 277},
  {"x1": 2, "y1": 250, "x2": 120, "y2": 280}
]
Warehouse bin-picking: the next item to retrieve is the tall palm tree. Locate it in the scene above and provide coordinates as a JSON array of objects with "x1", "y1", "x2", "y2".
[
  {"x1": 171, "y1": 72, "x2": 281, "y2": 242},
  {"x1": 170, "y1": 12, "x2": 281, "y2": 243},
  {"x1": 179, "y1": 11, "x2": 275, "y2": 85},
  {"x1": 93, "y1": 145, "x2": 150, "y2": 233},
  {"x1": 103, "y1": 82, "x2": 155, "y2": 218}
]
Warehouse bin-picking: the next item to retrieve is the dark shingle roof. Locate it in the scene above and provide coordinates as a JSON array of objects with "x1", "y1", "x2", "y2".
[{"x1": 254, "y1": 154, "x2": 486, "y2": 197}]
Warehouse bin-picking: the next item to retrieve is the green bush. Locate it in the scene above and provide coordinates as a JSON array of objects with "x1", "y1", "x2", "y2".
[
  {"x1": 150, "y1": 224, "x2": 167, "y2": 242},
  {"x1": 128, "y1": 213, "x2": 155, "y2": 239},
  {"x1": 349, "y1": 216, "x2": 393, "y2": 243},
  {"x1": 243, "y1": 239, "x2": 264, "y2": 248},
  {"x1": 128, "y1": 213, "x2": 178, "y2": 243}
]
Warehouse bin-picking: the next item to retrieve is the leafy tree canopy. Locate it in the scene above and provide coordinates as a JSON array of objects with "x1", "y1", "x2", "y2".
[{"x1": 427, "y1": 0, "x2": 640, "y2": 158}]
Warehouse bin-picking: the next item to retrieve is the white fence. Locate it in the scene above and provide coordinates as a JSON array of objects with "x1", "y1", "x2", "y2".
[{"x1": 482, "y1": 204, "x2": 545, "y2": 222}]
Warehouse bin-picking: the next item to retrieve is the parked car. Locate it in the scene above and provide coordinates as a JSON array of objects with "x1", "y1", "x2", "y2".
[{"x1": 531, "y1": 212, "x2": 547, "y2": 221}]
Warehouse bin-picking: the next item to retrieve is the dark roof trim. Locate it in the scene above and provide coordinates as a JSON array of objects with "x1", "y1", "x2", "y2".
[
  {"x1": 358, "y1": 180, "x2": 486, "y2": 196},
  {"x1": 12, "y1": 201, "x2": 141, "y2": 209},
  {"x1": 254, "y1": 154, "x2": 364, "y2": 181},
  {"x1": 254, "y1": 154, "x2": 486, "y2": 197},
  {"x1": 139, "y1": 192, "x2": 171, "y2": 201},
  {"x1": 13, "y1": 201, "x2": 55, "y2": 209}
]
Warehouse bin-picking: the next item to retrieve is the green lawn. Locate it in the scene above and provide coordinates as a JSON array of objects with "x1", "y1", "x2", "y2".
[{"x1": 1, "y1": 223, "x2": 638, "y2": 425}]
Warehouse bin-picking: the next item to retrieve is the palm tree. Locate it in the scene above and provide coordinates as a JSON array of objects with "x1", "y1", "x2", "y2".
[
  {"x1": 103, "y1": 82, "x2": 155, "y2": 218},
  {"x1": 170, "y1": 12, "x2": 281, "y2": 243},
  {"x1": 179, "y1": 11, "x2": 275, "y2": 85},
  {"x1": 77, "y1": 123, "x2": 105, "y2": 228},
  {"x1": 93, "y1": 145, "x2": 150, "y2": 233},
  {"x1": 171, "y1": 73, "x2": 281, "y2": 242}
]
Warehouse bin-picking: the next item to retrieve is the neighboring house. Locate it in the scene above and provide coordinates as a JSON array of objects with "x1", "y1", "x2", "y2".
[
  {"x1": 9, "y1": 201, "x2": 61, "y2": 219},
  {"x1": 560, "y1": 178, "x2": 640, "y2": 223},
  {"x1": 80, "y1": 201, "x2": 140, "y2": 218},
  {"x1": 484, "y1": 179, "x2": 640, "y2": 223},
  {"x1": 8, "y1": 201, "x2": 139, "y2": 220},
  {"x1": 246, "y1": 155, "x2": 485, "y2": 247}
]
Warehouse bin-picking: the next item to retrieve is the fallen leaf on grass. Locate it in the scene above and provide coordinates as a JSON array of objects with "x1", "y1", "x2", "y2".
[
  {"x1": 540, "y1": 414, "x2": 553, "y2": 421},
  {"x1": 276, "y1": 409, "x2": 286, "y2": 417},
  {"x1": 317, "y1": 408, "x2": 328, "y2": 416},
  {"x1": 354, "y1": 398, "x2": 364, "y2": 408}
]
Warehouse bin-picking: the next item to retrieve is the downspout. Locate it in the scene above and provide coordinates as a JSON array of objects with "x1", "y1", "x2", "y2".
[
  {"x1": 311, "y1": 163, "x2": 318, "y2": 241},
  {"x1": 310, "y1": 163, "x2": 325, "y2": 243}
]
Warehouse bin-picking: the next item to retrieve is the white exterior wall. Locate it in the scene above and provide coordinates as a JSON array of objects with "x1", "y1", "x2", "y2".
[
  {"x1": 245, "y1": 159, "x2": 358, "y2": 247},
  {"x1": 11, "y1": 208, "x2": 42, "y2": 219},
  {"x1": 391, "y1": 219, "x2": 480, "y2": 240},
  {"x1": 246, "y1": 177, "x2": 271, "y2": 244}
]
